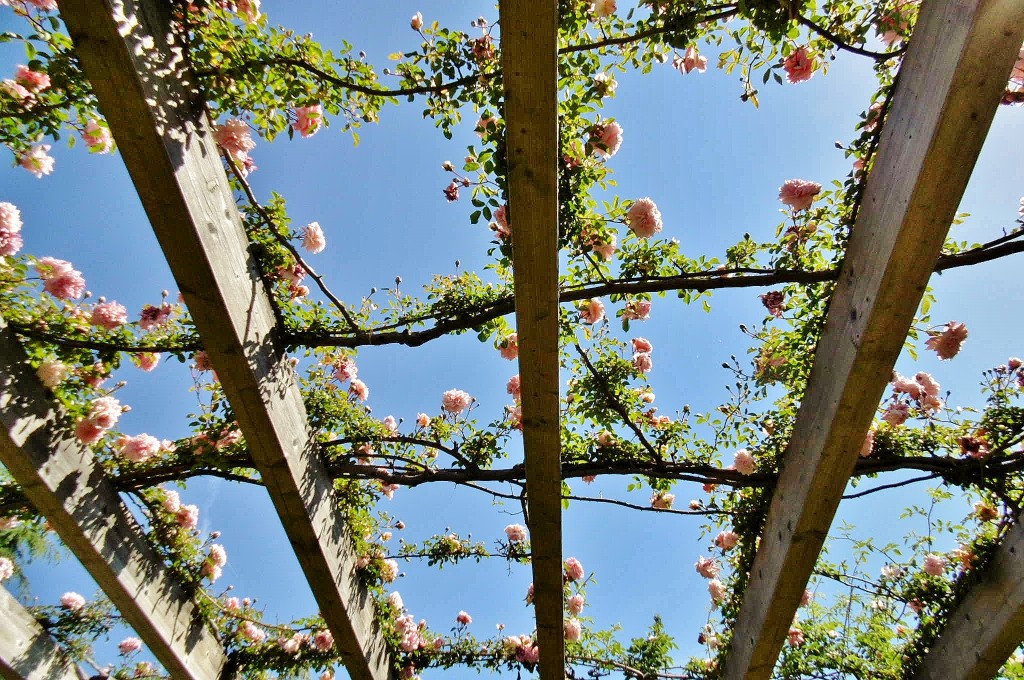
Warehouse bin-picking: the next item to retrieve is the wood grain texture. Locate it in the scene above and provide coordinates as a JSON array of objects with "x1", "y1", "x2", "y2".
[
  {"x1": 723, "y1": 1, "x2": 1024, "y2": 677},
  {"x1": 0, "y1": 318, "x2": 227, "y2": 680},
  {"x1": 498, "y1": 1, "x2": 564, "y2": 677},
  {"x1": 915, "y1": 520, "x2": 1024, "y2": 679},
  {"x1": 0, "y1": 587, "x2": 84, "y2": 680},
  {"x1": 56, "y1": 1, "x2": 391, "y2": 678}
]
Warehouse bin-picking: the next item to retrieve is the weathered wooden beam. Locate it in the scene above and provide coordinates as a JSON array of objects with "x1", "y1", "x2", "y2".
[
  {"x1": 0, "y1": 586, "x2": 83, "y2": 680},
  {"x1": 722, "y1": 1, "x2": 1024, "y2": 678},
  {"x1": 56, "y1": 2, "x2": 391, "y2": 679},
  {"x1": 914, "y1": 521, "x2": 1024, "y2": 679},
  {"x1": 498, "y1": 1, "x2": 563, "y2": 677},
  {"x1": 0, "y1": 318, "x2": 227, "y2": 680}
]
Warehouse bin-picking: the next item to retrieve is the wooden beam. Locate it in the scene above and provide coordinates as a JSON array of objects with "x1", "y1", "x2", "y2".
[
  {"x1": 56, "y1": 2, "x2": 392, "y2": 679},
  {"x1": 722, "y1": 1, "x2": 1024, "y2": 678},
  {"x1": 914, "y1": 521, "x2": 1024, "y2": 679},
  {"x1": 0, "y1": 318, "x2": 227, "y2": 680},
  {"x1": 0, "y1": 586, "x2": 83, "y2": 680},
  {"x1": 498, "y1": 1, "x2": 563, "y2": 677}
]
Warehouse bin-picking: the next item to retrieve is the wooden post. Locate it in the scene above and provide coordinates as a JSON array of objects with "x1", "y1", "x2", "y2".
[
  {"x1": 55, "y1": 1, "x2": 392, "y2": 678},
  {"x1": 915, "y1": 521, "x2": 1024, "y2": 679},
  {"x1": 499, "y1": 1, "x2": 564, "y2": 677},
  {"x1": 722, "y1": 1, "x2": 1024, "y2": 677},
  {"x1": 0, "y1": 318, "x2": 227, "y2": 680},
  {"x1": 0, "y1": 586, "x2": 84, "y2": 680}
]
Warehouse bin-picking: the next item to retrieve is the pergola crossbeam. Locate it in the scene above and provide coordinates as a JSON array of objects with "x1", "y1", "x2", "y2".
[
  {"x1": 914, "y1": 520, "x2": 1024, "y2": 679},
  {"x1": 0, "y1": 318, "x2": 228, "y2": 680},
  {"x1": 722, "y1": 1, "x2": 1024, "y2": 677},
  {"x1": 56, "y1": 1, "x2": 391, "y2": 678},
  {"x1": 498, "y1": 1, "x2": 564, "y2": 677},
  {"x1": 0, "y1": 586, "x2": 84, "y2": 680}
]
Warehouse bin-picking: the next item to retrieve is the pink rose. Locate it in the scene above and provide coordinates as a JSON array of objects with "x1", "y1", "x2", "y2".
[
  {"x1": 914, "y1": 372, "x2": 940, "y2": 398},
  {"x1": 241, "y1": 621, "x2": 266, "y2": 643},
  {"x1": 708, "y1": 579, "x2": 726, "y2": 603},
  {"x1": 88, "y1": 396, "x2": 122, "y2": 429},
  {"x1": 860, "y1": 426, "x2": 876, "y2": 458},
  {"x1": 590, "y1": 233, "x2": 617, "y2": 260},
  {"x1": 883, "y1": 402, "x2": 910, "y2": 425},
  {"x1": 581, "y1": 297, "x2": 605, "y2": 324},
  {"x1": 235, "y1": 0, "x2": 260, "y2": 23},
  {"x1": 163, "y1": 489, "x2": 181, "y2": 514},
  {"x1": 82, "y1": 120, "x2": 114, "y2": 154},
  {"x1": 591, "y1": 0, "x2": 616, "y2": 18},
  {"x1": 334, "y1": 356, "x2": 358, "y2": 382},
  {"x1": 0, "y1": 228, "x2": 24, "y2": 257},
  {"x1": 714, "y1": 530, "x2": 739, "y2": 551},
  {"x1": 1, "y1": 78, "x2": 33, "y2": 103},
  {"x1": 787, "y1": 628, "x2": 804, "y2": 646},
  {"x1": 626, "y1": 198, "x2": 663, "y2": 238},
  {"x1": 925, "y1": 321, "x2": 968, "y2": 360},
  {"x1": 135, "y1": 352, "x2": 161, "y2": 372},
  {"x1": 312, "y1": 629, "x2": 334, "y2": 651},
  {"x1": 15, "y1": 65, "x2": 49, "y2": 92},
  {"x1": 589, "y1": 121, "x2": 622, "y2": 159},
  {"x1": 505, "y1": 524, "x2": 528, "y2": 542},
  {"x1": 36, "y1": 359, "x2": 68, "y2": 387},
  {"x1": 202, "y1": 561, "x2": 222, "y2": 582},
  {"x1": 456, "y1": 610, "x2": 472, "y2": 625},
  {"x1": 292, "y1": 104, "x2": 324, "y2": 138},
  {"x1": 410, "y1": 12, "x2": 423, "y2": 30},
  {"x1": 674, "y1": 46, "x2": 707, "y2": 74},
  {"x1": 633, "y1": 352, "x2": 653, "y2": 373},
  {"x1": 442, "y1": 388, "x2": 473, "y2": 414},
  {"x1": 60, "y1": 592, "x2": 86, "y2": 610},
  {"x1": 760, "y1": 291, "x2": 785, "y2": 317},
  {"x1": 416, "y1": 413, "x2": 431, "y2": 428},
  {"x1": 118, "y1": 637, "x2": 142, "y2": 654},
  {"x1": 383, "y1": 415, "x2": 398, "y2": 433},
  {"x1": 733, "y1": 449, "x2": 755, "y2": 475},
  {"x1": 35, "y1": 257, "x2": 85, "y2": 299},
  {"x1": 568, "y1": 594, "x2": 585, "y2": 615},
  {"x1": 778, "y1": 179, "x2": 822, "y2": 211},
  {"x1": 624, "y1": 299, "x2": 651, "y2": 321},
  {"x1": 498, "y1": 332, "x2": 518, "y2": 360},
  {"x1": 475, "y1": 115, "x2": 499, "y2": 138},
  {"x1": 349, "y1": 378, "x2": 370, "y2": 401},
  {"x1": 892, "y1": 373, "x2": 923, "y2": 400},
  {"x1": 119, "y1": 433, "x2": 161, "y2": 463},
  {"x1": 91, "y1": 301, "x2": 129, "y2": 330},
  {"x1": 208, "y1": 544, "x2": 227, "y2": 567},
  {"x1": 695, "y1": 556, "x2": 720, "y2": 579},
  {"x1": 650, "y1": 491, "x2": 674, "y2": 509},
  {"x1": 176, "y1": 504, "x2": 199, "y2": 529},
  {"x1": 0, "y1": 202, "x2": 22, "y2": 233},
  {"x1": 213, "y1": 119, "x2": 256, "y2": 164},
  {"x1": 631, "y1": 337, "x2": 653, "y2": 353},
  {"x1": 506, "y1": 374, "x2": 522, "y2": 402},
  {"x1": 302, "y1": 221, "x2": 326, "y2": 253},
  {"x1": 138, "y1": 302, "x2": 172, "y2": 330},
  {"x1": 0, "y1": 557, "x2": 13, "y2": 581},
  {"x1": 565, "y1": 557, "x2": 585, "y2": 581},
  {"x1": 783, "y1": 47, "x2": 814, "y2": 84},
  {"x1": 491, "y1": 204, "x2": 511, "y2": 240},
  {"x1": 923, "y1": 553, "x2": 947, "y2": 576},
  {"x1": 800, "y1": 589, "x2": 812, "y2": 607},
  {"x1": 564, "y1": 617, "x2": 581, "y2": 641}
]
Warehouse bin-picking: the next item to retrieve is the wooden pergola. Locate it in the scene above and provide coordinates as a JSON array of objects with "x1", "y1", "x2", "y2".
[{"x1": 0, "y1": 0, "x2": 1022, "y2": 678}]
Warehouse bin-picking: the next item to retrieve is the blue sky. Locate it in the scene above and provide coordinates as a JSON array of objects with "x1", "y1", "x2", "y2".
[{"x1": 2, "y1": 0, "x2": 1022, "y2": 677}]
